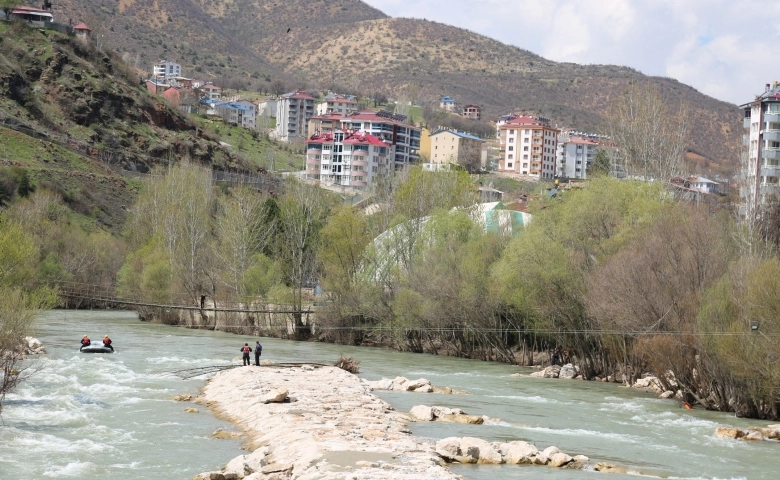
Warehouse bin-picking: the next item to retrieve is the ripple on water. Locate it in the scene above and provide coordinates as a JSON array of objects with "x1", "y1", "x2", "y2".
[
  {"x1": 42, "y1": 460, "x2": 96, "y2": 477},
  {"x1": 521, "y1": 426, "x2": 643, "y2": 444},
  {"x1": 488, "y1": 394, "x2": 565, "y2": 405}
]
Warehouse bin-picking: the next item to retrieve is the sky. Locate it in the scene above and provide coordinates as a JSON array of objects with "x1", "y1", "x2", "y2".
[{"x1": 362, "y1": 0, "x2": 780, "y2": 105}]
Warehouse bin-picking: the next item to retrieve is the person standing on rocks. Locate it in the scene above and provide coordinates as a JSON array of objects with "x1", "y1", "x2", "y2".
[
  {"x1": 254, "y1": 341, "x2": 262, "y2": 366},
  {"x1": 240, "y1": 343, "x2": 252, "y2": 366}
]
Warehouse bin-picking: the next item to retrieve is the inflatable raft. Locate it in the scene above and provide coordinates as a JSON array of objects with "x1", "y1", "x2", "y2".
[{"x1": 80, "y1": 344, "x2": 114, "y2": 353}]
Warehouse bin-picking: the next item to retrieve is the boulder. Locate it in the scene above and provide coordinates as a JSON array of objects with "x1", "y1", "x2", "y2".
[
  {"x1": 558, "y1": 364, "x2": 577, "y2": 379},
  {"x1": 438, "y1": 414, "x2": 484, "y2": 425},
  {"x1": 432, "y1": 386, "x2": 453, "y2": 394},
  {"x1": 435, "y1": 437, "x2": 461, "y2": 461},
  {"x1": 660, "y1": 391, "x2": 675, "y2": 399},
  {"x1": 497, "y1": 441, "x2": 538, "y2": 464},
  {"x1": 432, "y1": 406, "x2": 465, "y2": 417},
  {"x1": 744, "y1": 430, "x2": 765, "y2": 441},
  {"x1": 260, "y1": 463, "x2": 293, "y2": 475},
  {"x1": 410, "y1": 405, "x2": 435, "y2": 421},
  {"x1": 715, "y1": 427, "x2": 745, "y2": 439},
  {"x1": 222, "y1": 474, "x2": 239, "y2": 480},
  {"x1": 549, "y1": 452, "x2": 573, "y2": 467},
  {"x1": 212, "y1": 429, "x2": 242, "y2": 440},
  {"x1": 541, "y1": 446, "x2": 560, "y2": 458},
  {"x1": 225, "y1": 455, "x2": 254, "y2": 478},
  {"x1": 572, "y1": 455, "x2": 589, "y2": 463},
  {"x1": 184, "y1": 407, "x2": 199, "y2": 413},
  {"x1": 529, "y1": 370, "x2": 546, "y2": 378},
  {"x1": 594, "y1": 462, "x2": 628, "y2": 474},
  {"x1": 414, "y1": 384, "x2": 434, "y2": 393},
  {"x1": 543, "y1": 365, "x2": 561, "y2": 378},
  {"x1": 404, "y1": 378, "x2": 431, "y2": 391},
  {"x1": 459, "y1": 437, "x2": 502, "y2": 464},
  {"x1": 392, "y1": 376, "x2": 409, "y2": 390},
  {"x1": 260, "y1": 388, "x2": 288, "y2": 404},
  {"x1": 367, "y1": 378, "x2": 393, "y2": 391},
  {"x1": 174, "y1": 394, "x2": 193, "y2": 401},
  {"x1": 195, "y1": 472, "x2": 225, "y2": 480}
]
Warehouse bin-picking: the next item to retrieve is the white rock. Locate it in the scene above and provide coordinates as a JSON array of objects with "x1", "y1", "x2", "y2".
[
  {"x1": 404, "y1": 378, "x2": 431, "y2": 391},
  {"x1": 224, "y1": 455, "x2": 251, "y2": 478},
  {"x1": 459, "y1": 437, "x2": 503, "y2": 464},
  {"x1": 660, "y1": 390, "x2": 675, "y2": 399},
  {"x1": 541, "y1": 446, "x2": 560, "y2": 458},
  {"x1": 572, "y1": 454, "x2": 589, "y2": 463},
  {"x1": 559, "y1": 364, "x2": 577, "y2": 379},
  {"x1": 431, "y1": 406, "x2": 465, "y2": 418},
  {"x1": 435, "y1": 437, "x2": 461, "y2": 461},
  {"x1": 410, "y1": 405, "x2": 435, "y2": 421},
  {"x1": 529, "y1": 370, "x2": 546, "y2": 378},
  {"x1": 549, "y1": 452, "x2": 573, "y2": 467},
  {"x1": 259, "y1": 388, "x2": 288, "y2": 404},
  {"x1": 543, "y1": 366, "x2": 561, "y2": 378},
  {"x1": 414, "y1": 384, "x2": 434, "y2": 393},
  {"x1": 498, "y1": 441, "x2": 538, "y2": 464},
  {"x1": 367, "y1": 378, "x2": 394, "y2": 391}
]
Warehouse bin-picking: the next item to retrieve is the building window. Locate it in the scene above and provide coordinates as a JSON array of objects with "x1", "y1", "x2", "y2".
[
  {"x1": 510, "y1": 129, "x2": 515, "y2": 134},
  {"x1": 523, "y1": 155, "x2": 528, "y2": 159},
  {"x1": 508, "y1": 146, "x2": 514, "y2": 151},
  {"x1": 508, "y1": 163, "x2": 513, "y2": 168},
  {"x1": 524, "y1": 138, "x2": 529, "y2": 143},
  {"x1": 523, "y1": 163, "x2": 528, "y2": 168},
  {"x1": 509, "y1": 138, "x2": 514, "y2": 143},
  {"x1": 508, "y1": 154, "x2": 513, "y2": 159}
]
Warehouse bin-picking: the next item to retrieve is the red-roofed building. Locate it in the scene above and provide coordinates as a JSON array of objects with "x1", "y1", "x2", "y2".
[
  {"x1": 462, "y1": 104, "x2": 481, "y2": 120},
  {"x1": 498, "y1": 115, "x2": 559, "y2": 179},
  {"x1": 8, "y1": 6, "x2": 53, "y2": 25},
  {"x1": 275, "y1": 90, "x2": 316, "y2": 142},
  {"x1": 556, "y1": 132, "x2": 600, "y2": 179},
  {"x1": 73, "y1": 22, "x2": 92, "y2": 42},
  {"x1": 304, "y1": 130, "x2": 390, "y2": 190},
  {"x1": 316, "y1": 93, "x2": 357, "y2": 116}
]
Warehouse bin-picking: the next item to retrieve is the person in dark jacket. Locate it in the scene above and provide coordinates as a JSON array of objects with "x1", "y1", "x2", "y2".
[
  {"x1": 103, "y1": 335, "x2": 114, "y2": 352},
  {"x1": 254, "y1": 341, "x2": 262, "y2": 366},
  {"x1": 80, "y1": 335, "x2": 91, "y2": 351},
  {"x1": 240, "y1": 343, "x2": 252, "y2": 366}
]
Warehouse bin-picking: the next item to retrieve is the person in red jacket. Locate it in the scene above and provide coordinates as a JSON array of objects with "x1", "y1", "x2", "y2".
[
  {"x1": 80, "y1": 335, "x2": 91, "y2": 351},
  {"x1": 103, "y1": 335, "x2": 114, "y2": 352},
  {"x1": 240, "y1": 343, "x2": 252, "y2": 366}
]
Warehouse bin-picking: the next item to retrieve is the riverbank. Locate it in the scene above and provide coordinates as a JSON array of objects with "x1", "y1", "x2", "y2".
[{"x1": 193, "y1": 365, "x2": 458, "y2": 479}]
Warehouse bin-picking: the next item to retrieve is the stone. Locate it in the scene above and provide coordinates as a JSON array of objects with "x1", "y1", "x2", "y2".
[
  {"x1": 355, "y1": 461, "x2": 378, "y2": 468},
  {"x1": 174, "y1": 394, "x2": 193, "y2": 401},
  {"x1": 260, "y1": 388, "x2": 288, "y2": 404},
  {"x1": 261, "y1": 463, "x2": 293, "y2": 474},
  {"x1": 185, "y1": 407, "x2": 199, "y2": 413},
  {"x1": 413, "y1": 385, "x2": 434, "y2": 393},
  {"x1": 435, "y1": 437, "x2": 461, "y2": 461},
  {"x1": 225, "y1": 455, "x2": 253, "y2": 478},
  {"x1": 660, "y1": 391, "x2": 675, "y2": 399},
  {"x1": 409, "y1": 405, "x2": 435, "y2": 421},
  {"x1": 259, "y1": 359, "x2": 275, "y2": 366},
  {"x1": 459, "y1": 437, "x2": 502, "y2": 464},
  {"x1": 222, "y1": 474, "x2": 239, "y2": 480},
  {"x1": 594, "y1": 462, "x2": 628, "y2": 474},
  {"x1": 572, "y1": 455, "x2": 589, "y2": 463},
  {"x1": 404, "y1": 378, "x2": 431, "y2": 391},
  {"x1": 543, "y1": 365, "x2": 561, "y2": 378},
  {"x1": 744, "y1": 430, "x2": 765, "y2": 441},
  {"x1": 541, "y1": 446, "x2": 560, "y2": 458},
  {"x1": 715, "y1": 427, "x2": 745, "y2": 439},
  {"x1": 438, "y1": 414, "x2": 484, "y2": 425},
  {"x1": 301, "y1": 364, "x2": 314, "y2": 371},
  {"x1": 391, "y1": 376, "x2": 409, "y2": 390},
  {"x1": 549, "y1": 452, "x2": 573, "y2": 467},
  {"x1": 529, "y1": 370, "x2": 546, "y2": 378},
  {"x1": 558, "y1": 364, "x2": 577, "y2": 379},
  {"x1": 498, "y1": 441, "x2": 538, "y2": 464},
  {"x1": 431, "y1": 406, "x2": 465, "y2": 417},
  {"x1": 367, "y1": 378, "x2": 393, "y2": 391},
  {"x1": 432, "y1": 386, "x2": 453, "y2": 394}
]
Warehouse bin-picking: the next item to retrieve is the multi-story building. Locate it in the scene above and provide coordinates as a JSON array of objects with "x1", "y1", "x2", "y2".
[
  {"x1": 462, "y1": 105, "x2": 482, "y2": 120},
  {"x1": 440, "y1": 96, "x2": 456, "y2": 112},
  {"x1": 214, "y1": 100, "x2": 257, "y2": 129},
  {"x1": 741, "y1": 81, "x2": 780, "y2": 210},
  {"x1": 275, "y1": 90, "x2": 315, "y2": 142},
  {"x1": 316, "y1": 94, "x2": 357, "y2": 115},
  {"x1": 556, "y1": 133, "x2": 599, "y2": 179},
  {"x1": 200, "y1": 82, "x2": 221, "y2": 101},
  {"x1": 498, "y1": 116, "x2": 559, "y2": 179},
  {"x1": 429, "y1": 129, "x2": 485, "y2": 172},
  {"x1": 303, "y1": 130, "x2": 390, "y2": 190},
  {"x1": 308, "y1": 110, "x2": 421, "y2": 167},
  {"x1": 153, "y1": 60, "x2": 181, "y2": 80}
]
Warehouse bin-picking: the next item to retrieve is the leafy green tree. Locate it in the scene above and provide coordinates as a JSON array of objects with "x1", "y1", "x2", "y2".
[{"x1": 590, "y1": 149, "x2": 611, "y2": 177}]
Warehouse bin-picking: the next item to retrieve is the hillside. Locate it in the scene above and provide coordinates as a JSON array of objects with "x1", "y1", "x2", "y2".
[
  {"x1": 0, "y1": 21, "x2": 290, "y2": 230},
  {"x1": 43, "y1": 1, "x2": 740, "y2": 173}
]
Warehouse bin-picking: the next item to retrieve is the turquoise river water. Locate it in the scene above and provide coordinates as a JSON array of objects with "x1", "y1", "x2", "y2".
[{"x1": 0, "y1": 310, "x2": 775, "y2": 479}]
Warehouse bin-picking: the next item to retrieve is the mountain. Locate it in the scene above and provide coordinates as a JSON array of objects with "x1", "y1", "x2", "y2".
[{"x1": 47, "y1": 1, "x2": 741, "y2": 173}]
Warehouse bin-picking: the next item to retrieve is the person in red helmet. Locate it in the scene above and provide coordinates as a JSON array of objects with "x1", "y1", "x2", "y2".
[
  {"x1": 80, "y1": 335, "x2": 91, "y2": 351},
  {"x1": 240, "y1": 343, "x2": 252, "y2": 366},
  {"x1": 103, "y1": 335, "x2": 114, "y2": 352}
]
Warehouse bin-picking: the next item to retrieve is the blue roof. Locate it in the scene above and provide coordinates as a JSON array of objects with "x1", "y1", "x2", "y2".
[
  {"x1": 430, "y1": 129, "x2": 484, "y2": 142},
  {"x1": 441, "y1": 96, "x2": 455, "y2": 102}
]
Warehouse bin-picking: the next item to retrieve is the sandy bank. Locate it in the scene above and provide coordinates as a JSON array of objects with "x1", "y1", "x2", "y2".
[{"x1": 196, "y1": 365, "x2": 458, "y2": 480}]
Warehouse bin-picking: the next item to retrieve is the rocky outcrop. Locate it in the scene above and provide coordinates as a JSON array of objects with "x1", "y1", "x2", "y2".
[
  {"x1": 435, "y1": 437, "x2": 586, "y2": 469},
  {"x1": 716, "y1": 425, "x2": 780, "y2": 442},
  {"x1": 23, "y1": 337, "x2": 46, "y2": 355},
  {"x1": 195, "y1": 366, "x2": 459, "y2": 479},
  {"x1": 366, "y1": 376, "x2": 465, "y2": 394},
  {"x1": 409, "y1": 405, "x2": 485, "y2": 424}
]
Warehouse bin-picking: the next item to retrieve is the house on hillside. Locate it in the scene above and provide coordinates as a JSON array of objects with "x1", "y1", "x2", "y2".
[
  {"x1": 316, "y1": 93, "x2": 357, "y2": 115},
  {"x1": 201, "y1": 83, "x2": 221, "y2": 101},
  {"x1": 145, "y1": 79, "x2": 168, "y2": 95},
  {"x1": 462, "y1": 104, "x2": 481, "y2": 120},
  {"x1": 275, "y1": 90, "x2": 315, "y2": 142},
  {"x1": 429, "y1": 129, "x2": 485, "y2": 172},
  {"x1": 73, "y1": 22, "x2": 91, "y2": 43},
  {"x1": 689, "y1": 176, "x2": 720, "y2": 194},
  {"x1": 440, "y1": 96, "x2": 456, "y2": 112},
  {"x1": 556, "y1": 133, "x2": 599, "y2": 179},
  {"x1": 7, "y1": 6, "x2": 54, "y2": 25},
  {"x1": 214, "y1": 100, "x2": 257, "y2": 129},
  {"x1": 153, "y1": 60, "x2": 181, "y2": 80}
]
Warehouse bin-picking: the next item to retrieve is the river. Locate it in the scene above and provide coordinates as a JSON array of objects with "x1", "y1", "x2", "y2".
[{"x1": 0, "y1": 310, "x2": 775, "y2": 479}]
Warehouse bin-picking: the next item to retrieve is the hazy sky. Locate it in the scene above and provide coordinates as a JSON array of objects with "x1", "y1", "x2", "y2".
[{"x1": 363, "y1": 0, "x2": 780, "y2": 105}]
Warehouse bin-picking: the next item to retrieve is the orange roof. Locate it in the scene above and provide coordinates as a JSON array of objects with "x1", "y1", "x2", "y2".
[{"x1": 73, "y1": 22, "x2": 92, "y2": 31}]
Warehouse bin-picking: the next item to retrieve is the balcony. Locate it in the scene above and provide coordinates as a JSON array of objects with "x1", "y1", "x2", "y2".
[
  {"x1": 744, "y1": 117, "x2": 751, "y2": 129},
  {"x1": 764, "y1": 130, "x2": 780, "y2": 142},
  {"x1": 351, "y1": 159, "x2": 368, "y2": 167},
  {"x1": 352, "y1": 149, "x2": 368, "y2": 156},
  {"x1": 766, "y1": 113, "x2": 780, "y2": 123},
  {"x1": 307, "y1": 148, "x2": 322, "y2": 154},
  {"x1": 762, "y1": 149, "x2": 780, "y2": 160},
  {"x1": 306, "y1": 158, "x2": 321, "y2": 165},
  {"x1": 761, "y1": 166, "x2": 780, "y2": 176}
]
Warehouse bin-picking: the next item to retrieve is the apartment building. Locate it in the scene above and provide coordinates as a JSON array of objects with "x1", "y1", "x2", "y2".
[
  {"x1": 303, "y1": 130, "x2": 390, "y2": 190},
  {"x1": 153, "y1": 60, "x2": 181, "y2": 80},
  {"x1": 201, "y1": 83, "x2": 221, "y2": 101},
  {"x1": 429, "y1": 129, "x2": 485, "y2": 172},
  {"x1": 556, "y1": 133, "x2": 599, "y2": 179},
  {"x1": 440, "y1": 96, "x2": 456, "y2": 112},
  {"x1": 275, "y1": 91, "x2": 315, "y2": 142},
  {"x1": 214, "y1": 100, "x2": 257, "y2": 129},
  {"x1": 498, "y1": 116, "x2": 559, "y2": 179},
  {"x1": 308, "y1": 110, "x2": 421, "y2": 167},
  {"x1": 316, "y1": 94, "x2": 357, "y2": 115},
  {"x1": 741, "y1": 81, "x2": 780, "y2": 210},
  {"x1": 462, "y1": 104, "x2": 482, "y2": 120}
]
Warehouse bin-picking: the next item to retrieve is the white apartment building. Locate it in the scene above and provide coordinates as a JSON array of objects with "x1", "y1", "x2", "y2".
[
  {"x1": 498, "y1": 116, "x2": 559, "y2": 179},
  {"x1": 309, "y1": 110, "x2": 421, "y2": 167},
  {"x1": 556, "y1": 134, "x2": 599, "y2": 179},
  {"x1": 316, "y1": 94, "x2": 357, "y2": 115},
  {"x1": 741, "y1": 81, "x2": 780, "y2": 210},
  {"x1": 214, "y1": 100, "x2": 256, "y2": 129},
  {"x1": 201, "y1": 83, "x2": 221, "y2": 101},
  {"x1": 275, "y1": 91, "x2": 315, "y2": 142},
  {"x1": 304, "y1": 130, "x2": 390, "y2": 190},
  {"x1": 153, "y1": 60, "x2": 181, "y2": 80}
]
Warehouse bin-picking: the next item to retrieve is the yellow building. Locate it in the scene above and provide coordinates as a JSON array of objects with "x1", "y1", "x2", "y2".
[
  {"x1": 429, "y1": 129, "x2": 485, "y2": 172},
  {"x1": 419, "y1": 127, "x2": 432, "y2": 160}
]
